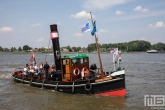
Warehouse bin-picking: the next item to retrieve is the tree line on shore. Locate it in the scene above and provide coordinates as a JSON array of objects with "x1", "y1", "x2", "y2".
[
  {"x1": 61, "y1": 40, "x2": 165, "y2": 52},
  {"x1": 0, "y1": 40, "x2": 165, "y2": 53},
  {"x1": 0, "y1": 45, "x2": 47, "y2": 52}
]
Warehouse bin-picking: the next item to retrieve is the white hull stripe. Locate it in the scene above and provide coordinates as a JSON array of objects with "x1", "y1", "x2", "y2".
[{"x1": 110, "y1": 70, "x2": 125, "y2": 76}]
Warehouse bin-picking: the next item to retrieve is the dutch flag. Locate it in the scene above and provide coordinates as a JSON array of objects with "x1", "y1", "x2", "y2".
[{"x1": 30, "y1": 51, "x2": 36, "y2": 66}]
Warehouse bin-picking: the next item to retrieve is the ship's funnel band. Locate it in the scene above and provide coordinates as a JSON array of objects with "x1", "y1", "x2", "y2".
[{"x1": 50, "y1": 31, "x2": 59, "y2": 39}]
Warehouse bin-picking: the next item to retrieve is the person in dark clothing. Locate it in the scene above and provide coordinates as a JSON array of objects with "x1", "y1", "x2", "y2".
[
  {"x1": 88, "y1": 64, "x2": 97, "y2": 79},
  {"x1": 43, "y1": 62, "x2": 50, "y2": 81}
]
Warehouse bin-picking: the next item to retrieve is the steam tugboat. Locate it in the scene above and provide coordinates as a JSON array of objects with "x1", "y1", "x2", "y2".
[{"x1": 12, "y1": 12, "x2": 126, "y2": 96}]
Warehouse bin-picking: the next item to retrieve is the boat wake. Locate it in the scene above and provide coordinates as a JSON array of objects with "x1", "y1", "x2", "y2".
[{"x1": 0, "y1": 73, "x2": 12, "y2": 78}]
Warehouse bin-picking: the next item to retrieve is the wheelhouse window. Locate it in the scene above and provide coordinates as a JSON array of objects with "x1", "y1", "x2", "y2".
[
  {"x1": 72, "y1": 59, "x2": 79, "y2": 65},
  {"x1": 80, "y1": 58, "x2": 83, "y2": 64},
  {"x1": 63, "y1": 59, "x2": 69, "y2": 65},
  {"x1": 83, "y1": 58, "x2": 88, "y2": 63}
]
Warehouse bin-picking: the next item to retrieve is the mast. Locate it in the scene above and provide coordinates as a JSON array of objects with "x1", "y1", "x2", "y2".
[{"x1": 90, "y1": 12, "x2": 104, "y2": 76}]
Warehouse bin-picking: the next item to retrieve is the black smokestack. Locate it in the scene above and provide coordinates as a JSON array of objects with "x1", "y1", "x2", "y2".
[{"x1": 50, "y1": 24, "x2": 61, "y2": 71}]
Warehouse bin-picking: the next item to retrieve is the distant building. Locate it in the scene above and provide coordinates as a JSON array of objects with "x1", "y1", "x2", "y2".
[
  {"x1": 109, "y1": 48, "x2": 116, "y2": 51},
  {"x1": 63, "y1": 48, "x2": 69, "y2": 52},
  {"x1": 99, "y1": 48, "x2": 106, "y2": 52},
  {"x1": 79, "y1": 48, "x2": 87, "y2": 53},
  {"x1": 29, "y1": 48, "x2": 39, "y2": 52},
  {"x1": 2, "y1": 48, "x2": 9, "y2": 52},
  {"x1": 44, "y1": 45, "x2": 53, "y2": 52}
]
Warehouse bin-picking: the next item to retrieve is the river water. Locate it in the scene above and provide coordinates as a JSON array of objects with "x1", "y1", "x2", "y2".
[{"x1": 0, "y1": 53, "x2": 165, "y2": 110}]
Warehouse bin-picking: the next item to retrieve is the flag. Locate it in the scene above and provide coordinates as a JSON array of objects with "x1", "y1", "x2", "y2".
[
  {"x1": 30, "y1": 51, "x2": 36, "y2": 66},
  {"x1": 79, "y1": 21, "x2": 91, "y2": 33},
  {"x1": 91, "y1": 20, "x2": 97, "y2": 36},
  {"x1": 110, "y1": 48, "x2": 118, "y2": 54}
]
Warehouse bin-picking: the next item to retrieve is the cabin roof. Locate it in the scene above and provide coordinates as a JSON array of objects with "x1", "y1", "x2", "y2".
[{"x1": 64, "y1": 53, "x2": 88, "y2": 60}]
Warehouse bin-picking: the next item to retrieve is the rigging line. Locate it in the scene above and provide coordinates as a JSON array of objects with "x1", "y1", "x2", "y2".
[
  {"x1": 76, "y1": 42, "x2": 78, "y2": 54},
  {"x1": 44, "y1": 38, "x2": 51, "y2": 62}
]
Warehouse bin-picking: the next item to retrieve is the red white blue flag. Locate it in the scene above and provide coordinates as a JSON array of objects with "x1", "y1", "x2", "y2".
[{"x1": 30, "y1": 51, "x2": 36, "y2": 66}]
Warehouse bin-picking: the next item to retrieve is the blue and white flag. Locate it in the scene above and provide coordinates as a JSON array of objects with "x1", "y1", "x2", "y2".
[
  {"x1": 79, "y1": 21, "x2": 91, "y2": 33},
  {"x1": 91, "y1": 20, "x2": 97, "y2": 36},
  {"x1": 110, "y1": 48, "x2": 118, "y2": 54}
]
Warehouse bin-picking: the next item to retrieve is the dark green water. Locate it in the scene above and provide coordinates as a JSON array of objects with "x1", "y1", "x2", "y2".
[{"x1": 0, "y1": 53, "x2": 165, "y2": 110}]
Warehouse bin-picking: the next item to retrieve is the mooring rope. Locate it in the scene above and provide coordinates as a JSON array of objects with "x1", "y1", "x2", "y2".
[
  {"x1": 72, "y1": 82, "x2": 75, "y2": 93},
  {"x1": 44, "y1": 38, "x2": 51, "y2": 62},
  {"x1": 55, "y1": 82, "x2": 58, "y2": 91},
  {"x1": 41, "y1": 80, "x2": 45, "y2": 89}
]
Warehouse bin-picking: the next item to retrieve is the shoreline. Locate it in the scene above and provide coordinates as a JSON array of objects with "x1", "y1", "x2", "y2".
[
  {"x1": 1, "y1": 51, "x2": 164, "y2": 54},
  {"x1": 0, "y1": 51, "x2": 147, "y2": 54}
]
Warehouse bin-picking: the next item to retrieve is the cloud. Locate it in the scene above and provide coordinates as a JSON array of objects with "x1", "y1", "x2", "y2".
[
  {"x1": 36, "y1": 37, "x2": 44, "y2": 42},
  {"x1": 99, "y1": 29, "x2": 108, "y2": 33},
  {"x1": 22, "y1": 20, "x2": 27, "y2": 25},
  {"x1": 0, "y1": 27, "x2": 13, "y2": 33},
  {"x1": 31, "y1": 23, "x2": 41, "y2": 27},
  {"x1": 70, "y1": 11, "x2": 93, "y2": 19},
  {"x1": 56, "y1": 22, "x2": 61, "y2": 25},
  {"x1": 134, "y1": 6, "x2": 149, "y2": 13},
  {"x1": 83, "y1": 0, "x2": 130, "y2": 10},
  {"x1": 62, "y1": 37, "x2": 67, "y2": 40},
  {"x1": 111, "y1": 10, "x2": 165, "y2": 21},
  {"x1": 111, "y1": 35, "x2": 116, "y2": 38},
  {"x1": 19, "y1": 20, "x2": 28, "y2": 28},
  {"x1": 149, "y1": 21, "x2": 165, "y2": 28},
  {"x1": 74, "y1": 33, "x2": 83, "y2": 37},
  {"x1": 140, "y1": 37, "x2": 145, "y2": 40},
  {"x1": 115, "y1": 11, "x2": 124, "y2": 15}
]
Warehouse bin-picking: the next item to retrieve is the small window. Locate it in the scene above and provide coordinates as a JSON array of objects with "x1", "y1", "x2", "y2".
[
  {"x1": 72, "y1": 59, "x2": 79, "y2": 65},
  {"x1": 80, "y1": 59, "x2": 83, "y2": 64},
  {"x1": 63, "y1": 60, "x2": 66, "y2": 65},
  {"x1": 63, "y1": 59, "x2": 69, "y2": 65},
  {"x1": 83, "y1": 58, "x2": 87, "y2": 63}
]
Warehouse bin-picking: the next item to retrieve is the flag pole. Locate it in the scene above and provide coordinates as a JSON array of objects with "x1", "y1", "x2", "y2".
[{"x1": 90, "y1": 12, "x2": 104, "y2": 77}]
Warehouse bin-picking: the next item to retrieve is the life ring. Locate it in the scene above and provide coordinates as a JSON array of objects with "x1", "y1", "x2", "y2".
[
  {"x1": 73, "y1": 68, "x2": 80, "y2": 76},
  {"x1": 81, "y1": 67, "x2": 88, "y2": 78},
  {"x1": 56, "y1": 51, "x2": 60, "y2": 59},
  {"x1": 84, "y1": 82, "x2": 92, "y2": 91}
]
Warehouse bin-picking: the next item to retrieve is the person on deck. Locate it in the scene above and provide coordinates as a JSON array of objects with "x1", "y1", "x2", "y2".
[
  {"x1": 28, "y1": 66, "x2": 35, "y2": 77},
  {"x1": 29, "y1": 64, "x2": 33, "y2": 70},
  {"x1": 39, "y1": 62, "x2": 43, "y2": 72},
  {"x1": 23, "y1": 66, "x2": 28, "y2": 75},
  {"x1": 33, "y1": 63, "x2": 42, "y2": 80},
  {"x1": 118, "y1": 52, "x2": 122, "y2": 68},
  {"x1": 88, "y1": 64, "x2": 97, "y2": 79},
  {"x1": 25, "y1": 64, "x2": 30, "y2": 71},
  {"x1": 51, "y1": 63, "x2": 56, "y2": 72},
  {"x1": 34, "y1": 63, "x2": 39, "y2": 72},
  {"x1": 22, "y1": 64, "x2": 30, "y2": 76},
  {"x1": 43, "y1": 62, "x2": 50, "y2": 81}
]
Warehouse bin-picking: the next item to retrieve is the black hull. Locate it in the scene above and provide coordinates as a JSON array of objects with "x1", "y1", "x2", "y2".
[{"x1": 12, "y1": 75, "x2": 126, "y2": 96}]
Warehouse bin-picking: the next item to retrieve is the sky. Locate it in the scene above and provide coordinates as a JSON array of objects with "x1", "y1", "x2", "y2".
[{"x1": 0, "y1": 0, "x2": 165, "y2": 49}]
